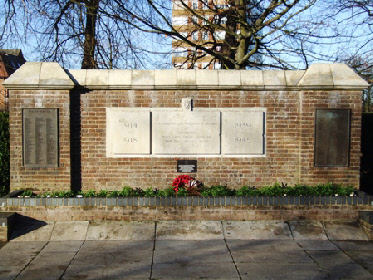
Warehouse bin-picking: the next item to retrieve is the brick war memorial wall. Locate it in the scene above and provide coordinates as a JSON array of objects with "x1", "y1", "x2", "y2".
[{"x1": 3, "y1": 62, "x2": 369, "y2": 193}]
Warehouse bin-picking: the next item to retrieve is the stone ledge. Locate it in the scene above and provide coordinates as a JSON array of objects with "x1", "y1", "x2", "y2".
[
  {"x1": 3, "y1": 63, "x2": 369, "y2": 91},
  {"x1": 0, "y1": 195, "x2": 372, "y2": 207},
  {"x1": 3, "y1": 62, "x2": 74, "y2": 90}
]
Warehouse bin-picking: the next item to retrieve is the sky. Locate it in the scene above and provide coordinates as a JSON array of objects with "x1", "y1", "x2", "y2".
[{"x1": 0, "y1": 0, "x2": 371, "y2": 70}]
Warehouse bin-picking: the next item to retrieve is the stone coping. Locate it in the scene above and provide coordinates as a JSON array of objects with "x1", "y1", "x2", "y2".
[
  {"x1": 1, "y1": 195, "x2": 372, "y2": 207},
  {"x1": 3, "y1": 62, "x2": 369, "y2": 91}
]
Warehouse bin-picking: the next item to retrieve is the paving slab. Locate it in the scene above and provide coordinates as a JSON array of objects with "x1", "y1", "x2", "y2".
[
  {"x1": 86, "y1": 221, "x2": 155, "y2": 240},
  {"x1": 323, "y1": 221, "x2": 368, "y2": 240},
  {"x1": 62, "y1": 264, "x2": 151, "y2": 279},
  {"x1": 223, "y1": 221, "x2": 292, "y2": 240},
  {"x1": 27, "y1": 251, "x2": 76, "y2": 269},
  {"x1": 322, "y1": 263, "x2": 373, "y2": 279},
  {"x1": 345, "y1": 250, "x2": 373, "y2": 267},
  {"x1": 156, "y1": 221, "x2": 223, "y2": 240},
  {"x1": 42, "y1": 240, "x2": 84, "y2": 252},
  {"x1": 81, "y1": 240, "x2": 154, "y2": 252},
  {"x1": 231, "y1": 249, "x2": 313, "y2": 263},
  {"x1": 333, "y1": 240, "x2": 373, "y2": 251},
  {"x1": 297, "y1": 240, "x2": 339, "y2": 251},
  {"x1": 0, "y1": 265, "x2": 27, "y2": 280},
  {"x1": 10, "y1": 220, "x2": 54, "y2": 241},
  {"x1": 151, "y1": 263, "x2": 238, "y2": 279},
  {"x1": 50, "y1": 221, "x2": 89, "y2": 241},
  {"x1": 153, "y1": 249, "x2": 232, "y2": 264},
  {"x1": 307, "y1": 250, "x2": 357, "y2": 266},
  {"x1": 289, "y1": 221, "x2": 328, "y2": 240},
  {"x1": 16, "y1": 265, "x2": 67, "y2": 280},
  {"x1": 0, "y1": 240, "x2": 47, "y2": 255},
  {"x1": 237, "y1": 263, "x2": 328, "y2": 280},
  {"x1": 226, "y1": 239, "x2": 302, "y2": 251},
  {"x1": 155, "y1": 240, "x2": 227, "y2": 251},
  {"x1": 71, "y1": 249, "x2": 153, "y2": 266}
]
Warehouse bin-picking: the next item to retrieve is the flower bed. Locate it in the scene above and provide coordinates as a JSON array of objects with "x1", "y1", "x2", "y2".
[{"x1": 10, "y1": 182, "x2": 356, "y2": 198}]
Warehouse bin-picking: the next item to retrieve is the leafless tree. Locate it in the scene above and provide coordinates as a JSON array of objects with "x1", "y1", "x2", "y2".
[
  {"x1": 0, "y1": 0, "x2": 170, "y2": 69},
  {"x1": 0, "y1": 0, "x2": 371, "y2": 70}
]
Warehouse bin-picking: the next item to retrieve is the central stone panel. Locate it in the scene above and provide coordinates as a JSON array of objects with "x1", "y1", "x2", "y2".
[
  {"x1": 106, "y1": 106, "x2": 266, "y2": 157},
  {"x1": 152, "y1": 110, "x2": 220, "y2": 155}
]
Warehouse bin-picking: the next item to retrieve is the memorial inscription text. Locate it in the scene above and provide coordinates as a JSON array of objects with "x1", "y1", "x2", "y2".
[{"x1": 23, "y1": 109, "x2": 59, "y2": 167}]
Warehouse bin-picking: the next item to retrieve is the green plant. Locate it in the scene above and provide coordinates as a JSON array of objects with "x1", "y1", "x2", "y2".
[
  {"x1": 84, "y1": 189, "x2": 96, "y2": 197},
  {"x1": 19, "y1": 190, "x2": 34, "y2": 197},
  {"x1": 201, "y1": 186, "x2": 234, "y2": 196},
  {"x1": 0, "y1": 112, "x2": 10, "y2": 197},
  {"x1": 157, "y1": 187, "x2": 176, "y2": 196},
  {"x1": 236, "y1": 186, "x2": 260, "y2": 196},
  {"x1": 97, "y1": 190, "x2": 108, "y2": 197},
  {"x1": 119, "y1": 186, "x2": 133, "y2": 197},
  {"x1": 176, "y1": 187, "x2": 188, "y2": 196},
  {"x1": 143, "y1": 187, "x2": 154, "y2": 196},
  {"x1": 108, "y1": 190, "x2": 119, "y2": 197}
]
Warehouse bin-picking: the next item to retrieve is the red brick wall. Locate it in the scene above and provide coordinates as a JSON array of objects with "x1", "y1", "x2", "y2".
[
  {"x1": 300, "y1": 91, "x2": 362, "y2": 185},
  {"x1": 75, "y1": 89, "x2": 361, "y2": 191},
  {"x1": 9, "y1": 90, "x2": 71, "y2": 191},
  {"x1": 8, "y1": 88, "x2": 362, "y2": 192}
]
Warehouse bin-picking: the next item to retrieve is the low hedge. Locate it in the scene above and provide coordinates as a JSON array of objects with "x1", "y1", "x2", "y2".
[{"x1": 16, "y1": 183, "x2": 355, "y2": 198}]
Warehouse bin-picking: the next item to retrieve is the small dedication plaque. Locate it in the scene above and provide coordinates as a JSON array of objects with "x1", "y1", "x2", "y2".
[
  {"x1": 177, "y1": 160, "x2": 197, "y2": 173},
  {"x1": 23, "y1": 108, "x2": 59, "y2": 167}
]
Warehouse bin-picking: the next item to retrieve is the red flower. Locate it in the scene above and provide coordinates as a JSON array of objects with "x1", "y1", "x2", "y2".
[{"x1": 172, "y1": 175, "x2": 194, "y2": 193}]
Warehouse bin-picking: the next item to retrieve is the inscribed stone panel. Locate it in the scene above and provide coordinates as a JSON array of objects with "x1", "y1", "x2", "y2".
[
  {"x1": 106, "y1": 109, "x2": 150, "y2": 155},
  {"x1": 221, "y1": 111, "x2": 265, "y2": 155},
  {"x1": 152, "y1": 111, "x2": 220, "y2": 155},
  {"x1": 314, "y1": 109, "x2": 350, "y2": 166},
  {"x1": 23, "y1": 108, "x2": 59, "y2": 167}
]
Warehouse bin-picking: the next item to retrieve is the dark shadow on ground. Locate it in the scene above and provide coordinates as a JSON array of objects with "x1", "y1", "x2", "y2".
[{"x1": 9, "y1": 214, "x2": 48, "y2": 240}]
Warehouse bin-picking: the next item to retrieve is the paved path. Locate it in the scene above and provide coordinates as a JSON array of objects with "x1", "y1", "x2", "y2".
[{"x1": 0, "y1": 220, "x2": 372, "y2": 279}]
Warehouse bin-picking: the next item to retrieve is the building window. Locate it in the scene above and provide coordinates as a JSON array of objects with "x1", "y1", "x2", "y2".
[
  {"x1": 201, "y1": 0, "x2": 209, "y2": 9},
  {"x1": 172, "y1": 16, "x2": 188, "y2": 26},
  {"x1": 213, "y1": 15, "x2": 227, "y2": 24},
  {"x1": 172, "y1": 0, "x2": 183, "y2": 10},
  {"x1": 203, "y1": 16, "x2": 210, "y2": 25},
  {"x1": 202, "y1": 62, "x2": 209, "y2": 69},
  {"x1": 314, "y1": 109, "x2": 350, "y2": 167},
  {"x1": 214, "y1": 63, "x2": 221, "y2": 69},
  {"x1": 202, "y1": 31, "x2": 209, "y2": 40},
  {"x1": 192, "y1": 0, "x2": 198, "y2": 10},
  {"x1": 173, "y1": 32, "x2": 188, "y2": 40},
  {"x1": 215, "y1": 4, "x2": 230, "y2": 9},
  {"x1": 172, "y1": 47, "x2": 188, "y2": 57},
  {"x1": 191, "y1": 32, "x2": 199, "y2": 40},
  {"x1": 213, "y1": 30, "x2": 226, "y2": 40},
  {"x1": 191, "y1": 16, "x2": 199, "y2": 25}
]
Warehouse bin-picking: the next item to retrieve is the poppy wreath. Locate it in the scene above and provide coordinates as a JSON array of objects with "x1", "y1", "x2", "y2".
[
  {"x1": 172, "y1": 175, "x2": 203, "y2": 195},
  {"x1": 172, "y1": 175, "x2": 194, "y2": 192}
]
